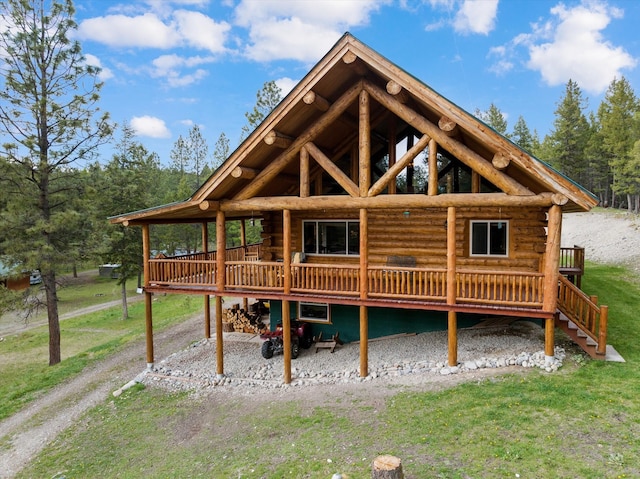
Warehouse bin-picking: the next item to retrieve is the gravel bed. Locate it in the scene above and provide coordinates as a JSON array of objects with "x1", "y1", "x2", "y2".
[{"x1": 139, "y1": 321, "x2": 566, "y2": 393}]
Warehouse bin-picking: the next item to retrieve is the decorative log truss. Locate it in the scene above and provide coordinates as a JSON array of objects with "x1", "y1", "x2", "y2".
[{"x1": 117, "y1": 38, "x2": 606, "y2": 383}]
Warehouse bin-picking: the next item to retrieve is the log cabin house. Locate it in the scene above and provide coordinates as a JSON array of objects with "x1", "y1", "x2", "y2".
[{"x1": 111, "y1": 33, "x2": 608, "y2": 383}]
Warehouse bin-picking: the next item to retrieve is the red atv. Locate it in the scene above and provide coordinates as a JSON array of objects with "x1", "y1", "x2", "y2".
[{"x1": 260, "y1": 321, "x2": 313, "y2": 359}]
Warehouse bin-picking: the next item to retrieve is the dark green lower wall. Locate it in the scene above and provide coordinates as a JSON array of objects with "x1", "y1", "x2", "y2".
[{"x1": 269, "y1": 301, "x2": 483, "y2": 343}]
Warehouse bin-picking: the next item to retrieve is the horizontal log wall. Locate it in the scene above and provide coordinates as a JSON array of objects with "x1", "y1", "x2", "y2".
[{"x1": 260, "y1": 205, "x2": 547, "y2": 272}]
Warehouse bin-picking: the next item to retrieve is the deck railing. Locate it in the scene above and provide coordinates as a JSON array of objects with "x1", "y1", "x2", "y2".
[
  {"x1": 457, "y1": 270, "x2": 544, "y2": 308},
  {"x1": 147, "y1": 254, "x2": 549, "y2": 309},
  {"x1": 557, "y1": 275, "x2": 608, "y2": 354}
]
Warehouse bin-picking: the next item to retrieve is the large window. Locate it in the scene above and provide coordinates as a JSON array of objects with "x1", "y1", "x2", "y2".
[
  {"x1": 303, "y1": 220, "x2": 359, "y2": 255},
  {"x1": 470, "y1": 220, "x2": 509, "y2": 256}
]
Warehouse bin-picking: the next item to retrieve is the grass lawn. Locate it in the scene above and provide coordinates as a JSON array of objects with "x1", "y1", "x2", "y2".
[
  {"x1": 11, "y1": 264, "x2": 640, "y2": 478},
  {"x1": 0, "y1": 282, "x2": 203, "y2": 421}
]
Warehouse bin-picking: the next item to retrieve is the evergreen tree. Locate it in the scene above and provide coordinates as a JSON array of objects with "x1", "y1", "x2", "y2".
[
  {"x1": 510, "y1": 116, "x2": 534, "y2": 151},
  {"x1": 476, "y1": 103, "x2": 508, "y2": 135},
  {"x1": 597, "y1": 77, "x2": 640, "y2": 211},
  {"x1": 212, "y1": 132, "x2": 230, "y2": 170},
  {"x1": 546, "y1": 80, "x2": 590, "y2": 186},
  {"x1": 101, "y1": 124, "x2": 159, "y2": 318},
  {"x1": 240, "y1": 80, "x2": 282, "y2": 141},
  {"x1": 0, "y1": 0, "x2": 111, "y2": 365}
]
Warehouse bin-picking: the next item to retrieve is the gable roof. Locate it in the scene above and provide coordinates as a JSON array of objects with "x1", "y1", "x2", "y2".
[{"x1": 112, "y1": 33, "x2": 597, "y2": 225}]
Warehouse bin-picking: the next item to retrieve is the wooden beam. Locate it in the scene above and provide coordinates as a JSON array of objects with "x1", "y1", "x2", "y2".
[
  {"x1": 264, "y1": 130, "x2": 293, "y2": 149},
  {"x1": 282, "y1": 299, "x2": 292, "y2": 384},
  {"x1": 363, "y1": 80, "x2": 533, "y2": 196},
  {"x1": 303, "y1": 90, "x2": 330, "y2": 112},
  {"x1": 492, "y1": 150, "x2": 510, "y2": 170},
  {"x1": 542, "y1": 205, "x2": 562, "y2": 313},
  {"x1": 471, "y1": 170, "x2": 480, "y2": 193},
  {"x1": 142, "y1": 224, "x2": 154, "y2": 368},
  {"x1": 428, "y1": 138, "x2": 438, "y2": 196},
  {"x1": 438, "y1": 115, "x2": 459, "y2": 137},
  {"x1": 202, "y1": 222, "x2": 211, "y2": 340},
  {"x1": 359, "y1": 89, "x2": 371, "y2": 196},
  {"x1": 215, "y1": 296, "x2": 224, "y2": 377},
  {"x1": 234, "y1": 81, "x2": 363, "y2": 200},
  {"x1": 300, "y1": 146, "x2": 310, "y2": 198},
  {"x1": 231, "y1": 166, "x2": 259, "y2": 180},
  {"x1": 447, "y1": 206, "x2": 457, "y2": 366},
  {"x1": 369, "y1": 134, "x2": 430, "y2": 196},
  {"x1": 220, "y1": 192, "x2": 558, "y2": 212},
  {"x1": 342, "y1": 50, "x2": 368, "y2": 75},
  {"x1": 360, "y1": 305, "x2": 368, "y2": 378},
  {"x1": 386, "y1": 80, "x2": 409, "y2": 104},
  {"x1": 199, "y1": 200, "x2": 219, "y2": 211},
  {"x1": 305, "y1": 142, "x2": 359, "y2": 197},
  {"x1": 388, "y1": 116, "x2": 397, "y2": 194}
]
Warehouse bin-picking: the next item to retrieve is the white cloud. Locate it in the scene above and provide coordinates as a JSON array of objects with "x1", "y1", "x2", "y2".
[
  {"x1": 77, "y1": 11, "x2": 230, "y2": 54},
  {"x1": 131, "y1": 115, "x2": 171, "y2": 138},
  {"x1": 524, "y1": 1, "x2": 636, "y2": 94},
  {"x1": 151, "y1": 54, "x2": 214, "y2": 87},
  {"x1": 234, "y1": 0, "x2": 389, "y2": 62},
  {"x1": 275, "y1": 77, "x2": 298, "y2": 97},
  {"x1": 84, "y1": 54, "x2": 114, "y2": 81},
  {"x1": 77, "y1": 13, "x2": 180, "y2": 48},
  {"x1": 453, "y1": 0, "x2": 498, "y2": 35}
]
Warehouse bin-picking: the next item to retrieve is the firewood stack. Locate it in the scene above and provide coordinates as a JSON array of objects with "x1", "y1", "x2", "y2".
[{"x1": 222, "y1": 304, "x2": 268, "y2": 334}]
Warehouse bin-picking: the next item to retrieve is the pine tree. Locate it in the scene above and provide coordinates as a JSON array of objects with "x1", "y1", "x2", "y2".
[
  {"x1": 240, "y1": 80, "x2": 282, "y2": 141},
  {"x1": 597, "y1": 77, "x2": 640, "y2": 211},
  {"x1": 0, "y1": 0, "x2": 111, "y2": 364},
  {"x1": 510, "y1": 116, "x2": 534, "y2": 151},
  {"x1": 546, "y1": 80, "x2": 590, "y2": 186},
  {"x1": 477, "y1": 103, "x2": 508, "y2": 135}
]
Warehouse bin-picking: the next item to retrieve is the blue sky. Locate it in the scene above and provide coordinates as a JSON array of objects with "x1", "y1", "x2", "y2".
[{"x1": 73, "y1": 0, "x2": 640, "y2": 165}]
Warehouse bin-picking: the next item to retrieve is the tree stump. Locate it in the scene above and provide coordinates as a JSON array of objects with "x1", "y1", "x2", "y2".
[{"x1": 372, "y1": 455, "x2": 404, "y2": 479}]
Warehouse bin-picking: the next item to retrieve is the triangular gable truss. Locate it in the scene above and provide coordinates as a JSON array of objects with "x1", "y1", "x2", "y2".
[{"x1": 112, "y1": 33, "x2": 597, "y2": 226}]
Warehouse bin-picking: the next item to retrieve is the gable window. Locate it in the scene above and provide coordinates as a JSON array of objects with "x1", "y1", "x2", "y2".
[
  {"x1": 303, "y1": 220, "x2": 359, "y2": 255},
  {"x1": 470, "y1": 220, "x2": 508, "y2": 256}
]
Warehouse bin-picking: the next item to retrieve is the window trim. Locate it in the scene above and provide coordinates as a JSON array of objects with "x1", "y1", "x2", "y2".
[
  {"x1": 298, "y1": 302, "x2": 331, "y2": 323},
  {"x1": 469, "y1": 220, "x2": 509, "y2": 257},
  {"x1": 302, "y1": 219, "x2": 360, "y2": 256}
]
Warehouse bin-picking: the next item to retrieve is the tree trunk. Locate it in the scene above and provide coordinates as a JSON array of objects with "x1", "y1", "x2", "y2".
[
  {"x1": 43, "y1": 270, "x2": 61, "y2": 365},
  {"x1": 627, "y1": 194, "x2": 632, "y2": 212},
  {"x1": 72, "y1": 263, "x2": 78, "y2": 278},
  {"x1": 121, "y1": 279, "x2": 129, "y2": 319},
  {"x1": 372, "y1": 455, "x2": 404, "y2": 479}
]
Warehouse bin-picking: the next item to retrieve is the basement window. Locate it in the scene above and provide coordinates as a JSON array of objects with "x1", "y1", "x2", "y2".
[
  {"x1": 470, "y1": 220, "x2": 509, "y2": 257},
  {"x1": 299, "y1": 302, "x2": 330, "y2": 323},
  {"x1": 303, "y1": 220, "x2": 359, "y2": 256}
]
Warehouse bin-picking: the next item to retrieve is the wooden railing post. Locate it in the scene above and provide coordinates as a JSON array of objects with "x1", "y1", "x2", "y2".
[{"x1": 597, "y1": 305, "x2": 608, "y2": 356}]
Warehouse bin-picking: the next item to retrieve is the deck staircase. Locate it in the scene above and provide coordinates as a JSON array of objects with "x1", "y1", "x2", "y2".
[{"x1": 555, "y1": 275, "x2": 608, "y2": 359}]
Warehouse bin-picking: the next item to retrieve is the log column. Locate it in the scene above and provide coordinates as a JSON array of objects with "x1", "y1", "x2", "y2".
[
  {"x1": 142, "y1": 223, "x2": 154, "y2": 371},
  {"x1": 239, "y1": 219, "x2": 249, "y2": 311},
  {"x1": 543, "y1": 205, "x2": 562, "y2": 360},
  {"x1": 359, "y1": 89, "x2": 370, "y2": 196},
  {"x1": 202, "y1": 222, "x2": 211, "y2": 339},
  {"x1": 446, "y1": 206, "x2": 458, "y2": 367},
  {"x1": 215, "y1": 210, "x2": 226, "y2": 378},
  {"x1": 359, "y1": 208, "x2": 369, "y2": 377},
  {"x1": 428, "y1": 139, "x2": 438, "y2": 196},
  {"x1": 282, "y1": 209, "x2": 292, "y2": 384}
]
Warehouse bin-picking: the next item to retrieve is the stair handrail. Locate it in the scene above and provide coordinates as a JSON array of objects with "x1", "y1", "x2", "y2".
[{"x1": 557, "y1": 275, "x2": 608, "y2": 355}]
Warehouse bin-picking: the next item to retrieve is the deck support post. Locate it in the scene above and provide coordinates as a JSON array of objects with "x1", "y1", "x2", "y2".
[
  {"x1": 543, "y1": 205, "x2": 562, "y2": 360},
  {"x1": 446, "y1": 206, "x2": 458, "y2": 366},
  {"x1": 239, "y1": 220, "x2": 249, "y2": 311},
  {"x1": 282, "y1": 300, "x2": 292, "y2": 384},
  {"x1": 141, "y1": 224, "x2": 154, "y2": 370},
  {"x1": 202, "y1": 222, "x2": 211, "y2": 339},
  {"x1": 359, "y1": 208, "x2": 369, "y2": 377},
  {"x1": 282, "y1": 210, "x2": 292, "y2": 384},
  {"x1": 215, "y1": 211, "x2": 226, "y2": 378}
]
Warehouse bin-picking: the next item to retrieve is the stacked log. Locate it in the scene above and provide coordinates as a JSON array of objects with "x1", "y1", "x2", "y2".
[{"x1": 222, "y1": 304, "x2": 268, "y2": 334}]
